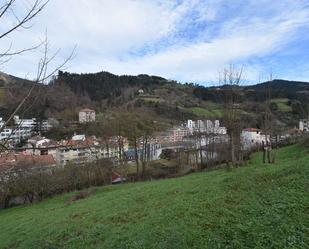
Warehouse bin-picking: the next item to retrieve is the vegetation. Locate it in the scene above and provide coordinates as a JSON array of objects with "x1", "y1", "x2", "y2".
[
  {"x1": 0, "y1": 71, "x2": 308, "y2": 129},
  {"x1": 0, "y1": 159, "x2": 112, "y2": 208},
  {"x1": 188, "y1": 107, "x2": 222, "y2": 118},
  {"x1": 0, "y1": 144, "x2": 308, "y2": 249},
  {"x1": 271, "y1": 98, "x2": 293, "y2": 112}
]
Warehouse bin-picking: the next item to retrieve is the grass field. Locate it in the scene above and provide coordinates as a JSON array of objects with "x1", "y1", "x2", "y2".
[
  {"x1": 271, "y1": 98, "x2": 293, "y2": 112},
  {"x1": 0, "y1": 145, "x2": 308, "y2": 249},
  {"x1": 189, "y1": 107, "x2": 223, "y2": 118},
  {"x1": 138, "y1": 96, "x2": 165, "y2": 103}
]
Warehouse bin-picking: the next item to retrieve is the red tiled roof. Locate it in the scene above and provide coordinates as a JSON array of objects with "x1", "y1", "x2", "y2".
[
  {"x1": 80, "y1": 108, "x2": 95, "y2": 112},
  {"x1": 16, "y1": 154, "x2": 56, "y2": 167},
  {"x1": 0, "y1": 154, "x2": 56, "y2": 172},
  {"x1": 243, "y1": 128, "x2": 260, "y2": 132},
  {"x1": 62, "y1": 136, "x2": 97, "y2": 147}
]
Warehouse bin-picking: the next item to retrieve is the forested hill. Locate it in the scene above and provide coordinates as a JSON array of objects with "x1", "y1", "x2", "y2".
[
  {"x1": 0, "y1": 70, "x2": 308, "y2": 128},
  {"x1": 193, "y1": 79, "x2": 309, "y2": 102},
  {"x1": 55, "y1": 71, "x2": 171, "y2": 103}
]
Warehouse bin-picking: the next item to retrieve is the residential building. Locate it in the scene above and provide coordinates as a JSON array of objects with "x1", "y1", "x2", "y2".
[
  {"x1": 169, "y1": 127, "x2": 191, "y2": 142},
  {"x1": 187, "y1": 120, "x2": 196, "y2": 130},
  {"x1": 23, "y1": 136, "x2": 58, "y2": 158},
  {"x1": 196, "y1": 120, "x2": 205, "y2": 131},
  {"x1": 56, "y1": 135, "x2": 128, "y2": 166},
  {"x1": 14, "y1": 115, "x2": 36, "y2": 129},
  {"x1": 56, "y1": 135, "x2": 100, "y2": 166},
  {"x1": 0, "y1": 153, "x2": 57, "y2": 180},
  {"x1": 0, "y1": 117, "x2": 5, "y2": 129},
  {"x1": 241, "y1": 128, "x2": 269, "y2": 150},
  {"x1": 299, "y1": 118, "x2": 309, "y2": 132},
  {"x1": 0, "y1": 127, "x2": 32, "y2": 145},
  {"x1": 79, "y1": 108, "x2": 96, "y2": 123},
  {"x1": 145, "y1": 142, "x2": 162, "y2": 161}
]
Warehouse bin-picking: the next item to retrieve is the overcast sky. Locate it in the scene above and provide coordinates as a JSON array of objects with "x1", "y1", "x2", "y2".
[{"x1": 1, "y1": 0, "x2": 309, "y2": 84}]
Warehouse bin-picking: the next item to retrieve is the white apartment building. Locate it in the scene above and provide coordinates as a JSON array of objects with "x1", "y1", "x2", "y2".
[
  {"x1": 0, "y1": 117, "x2": 5, "y2": 129},
  {"x1": 187, "y1": 120, "x2": 196, "y2": 130},
  {"x1": 299, "y1": 118, "x2": 309, "y2": 132},
  {"x1": 241, "y1": 128, "x2": 269, "y2": 150},
  {"x1": 14, "y1": 115, "x2": 36, "y2": 129},
  {"x1": 13, "y1": 115, "x2": 52, "y2": 131},
  {"x1": 196, "y1": 120, "x2": 205, "y2": 130},
  {"x1": 187, "y1": 119, "x2": 227, "y2": 134},
  {"x1": 79, "y1": 108, "x2": 96, "y2": 123},
  {"x1": 0, "y1": 127, "x2": 32, "y2": 144}
]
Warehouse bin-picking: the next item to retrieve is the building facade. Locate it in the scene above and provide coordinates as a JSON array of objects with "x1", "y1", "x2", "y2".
[
  {"x1": 299, "y1": 118, "x2": 309, "y2": 132},
  {"x1": 241, "y1": 128, "x2": 269, "y2": 150},
  {"x1": 79, "y1": 109, "x2": 96, "y2": 123}
]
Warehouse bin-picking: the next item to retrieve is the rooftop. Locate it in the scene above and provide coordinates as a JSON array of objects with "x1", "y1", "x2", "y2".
[{"x1": 80, "y1": 108, "x2": 95, "y2": 112}]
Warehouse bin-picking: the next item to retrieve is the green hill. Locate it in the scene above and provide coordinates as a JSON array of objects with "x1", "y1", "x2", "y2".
[
  {"x1": 0, "y1": 70, "x2": 309, "y2": 128},
  {"x1": 0, "y1": 144, "x2": 308, "y2": 249}
]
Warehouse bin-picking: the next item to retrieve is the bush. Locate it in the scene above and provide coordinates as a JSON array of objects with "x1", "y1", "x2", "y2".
[{"x1": 0, "y1": 159, "x2": 112, "y2": 209}]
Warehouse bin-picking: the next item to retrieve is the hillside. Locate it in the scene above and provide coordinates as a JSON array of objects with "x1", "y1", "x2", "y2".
[
  {"x1": 0, "y1": 71, "x2": 309, "y2": 128},
  {"x1": 0, "y1": 144, "x2": 308, "y2": 249}
]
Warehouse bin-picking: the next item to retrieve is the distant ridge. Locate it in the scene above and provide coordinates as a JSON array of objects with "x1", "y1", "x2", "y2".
[{"x1": 0, "y1": 70, "x2": 308, "y2": 128}]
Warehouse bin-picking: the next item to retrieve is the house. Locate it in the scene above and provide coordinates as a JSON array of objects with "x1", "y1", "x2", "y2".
[
  {"x1": 23, "y1": 136, "x2": 58, "y2": 158},
  {"x1": 56, "y1": 135, "x2": 100, "y2": 166},
  {"x1": 0, "y1": 153, "x2": 57, "y2": 182},
  {"x1": 15, "y1": 154, "x2": 57, "y2": 169},
  {"x1": 79, "y1": 108, "x2": 96, "y2": 123},
  {"x1": 299, "y1": 118, "x2": 309, "y2": 132},
  {"x1": 0, "y1": 153, "x2": 56, "y2": 175},
  {"x1": 56, "y1": 135, "x2": 128, "y2": 166},
  {"x1": 168, "y1": 127, "x2": 191, "y2": 142},
  {"x1": 241, "y1": 128, "x2": 269, "y2": 150}
]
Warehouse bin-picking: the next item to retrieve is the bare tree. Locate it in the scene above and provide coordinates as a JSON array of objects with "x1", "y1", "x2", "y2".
[
  {"x1": 262, "y1": 73, "x2": 278, "y2": 164},
  {"x1": 0, "y1": 0, "x2": 49, "y2": 63},
  {"x1": 219, "y1": 65, "x2": 244, "y2": 167},
  {"x1": 0, "y1": 1, "x2": 75, "y2": 151}
]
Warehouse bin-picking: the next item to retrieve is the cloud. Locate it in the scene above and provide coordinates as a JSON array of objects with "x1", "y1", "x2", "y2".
[{"x1": 1, "y1": 0, "x2": 309, "y2": 84}]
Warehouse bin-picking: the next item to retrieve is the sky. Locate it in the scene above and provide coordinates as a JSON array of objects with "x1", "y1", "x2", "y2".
[{"x1": 1, "y1": 0, "x2": 309, "y2": 85}]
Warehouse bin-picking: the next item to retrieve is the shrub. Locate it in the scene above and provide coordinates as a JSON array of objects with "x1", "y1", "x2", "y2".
[{"x1": 0, "y1": 159, "x2": 112, "y2": 208}]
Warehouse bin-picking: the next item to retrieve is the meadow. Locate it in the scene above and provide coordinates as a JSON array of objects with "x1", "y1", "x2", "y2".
[{"x1": 0, "y1": 144, "x2": 308, "y2": 249}]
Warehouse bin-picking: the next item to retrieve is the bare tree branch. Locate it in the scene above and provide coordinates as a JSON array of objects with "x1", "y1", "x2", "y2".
[
  {"x1": 0, "y1": 0, "x2": 15, "y2": 19},
  {"x1": 0, "y1": 0, "x2": 49, "y2": 40}
]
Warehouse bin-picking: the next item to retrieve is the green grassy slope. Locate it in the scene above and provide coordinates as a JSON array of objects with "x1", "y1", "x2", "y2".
[
  {"x1": 0, "y1": 145, "x2": 308, "y2": 249},
  {"x1": 271, "y1": 98, "x2": 293, "y2": 112},
  {"x1": 188, "y1": 107, "x2": 223, "y2": 118}
]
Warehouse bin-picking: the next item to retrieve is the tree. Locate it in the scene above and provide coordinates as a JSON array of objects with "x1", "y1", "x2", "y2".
[
  {"x1": 219, "y1": 65, "x2": 243, "y2": 167},
  {"x1": 0, "y1": 0, "x2": 49, "y2": 62},
  {"x1": 0, "y1": 0, "x2": 75, "y2": 151},
  {"x1": 262, "y1": 74, "x2": 277, "y2": 164}
]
